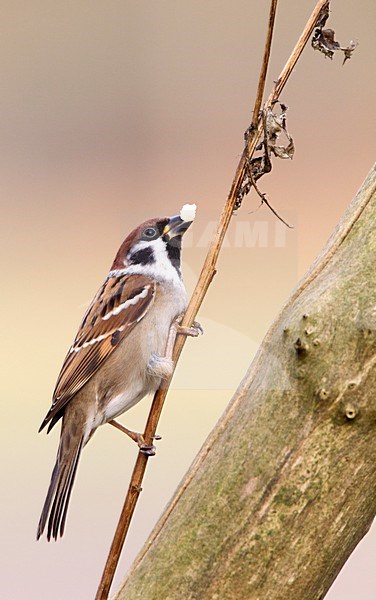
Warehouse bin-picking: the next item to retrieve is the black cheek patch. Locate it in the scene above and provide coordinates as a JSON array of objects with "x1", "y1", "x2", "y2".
[{"x1": 129, "y1": 247, "x2": 155, "y2": 266}]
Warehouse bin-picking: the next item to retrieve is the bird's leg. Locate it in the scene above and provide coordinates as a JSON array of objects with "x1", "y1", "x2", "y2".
[
  {"x1": 108, "y1": 419, "x2": 160, "y2": 456},
  {"x1": 111, "y1": 318, "x2": 203, "y2": 454},
  {"x1": 165, "y1": 315, "x2": 203, "y2": 361},
  {"x1": 108, "y1": 419, "x2": 142, "y2": 443}
]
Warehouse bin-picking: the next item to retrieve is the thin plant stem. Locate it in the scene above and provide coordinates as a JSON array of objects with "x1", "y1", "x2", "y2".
[
  {"x1": 95, "y1": 2, "x2": 330, "y2": 598},
  {"x1": 251, "y1": 0, "x2": 279, "y2": 129},
  {"x1": 247, "y1": 163, "x2": 293, "y2": 229}
]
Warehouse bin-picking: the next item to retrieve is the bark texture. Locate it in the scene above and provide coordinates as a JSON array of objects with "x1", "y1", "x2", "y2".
[{"x1": 116, "y1": 166, "x2": 376, "y2": 600}]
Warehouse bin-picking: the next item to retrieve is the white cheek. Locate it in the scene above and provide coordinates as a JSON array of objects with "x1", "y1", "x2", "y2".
[{"x1": 126, "y1": 238, "x2": 182, "y2": 285}]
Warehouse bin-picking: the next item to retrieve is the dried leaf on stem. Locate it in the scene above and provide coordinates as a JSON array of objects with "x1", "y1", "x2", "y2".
[
  {"x1": 311, "y1": 3, "x2": 358, "y2": 64},
  {"x1": 238, "y1": 103, "x2": 295, "y2": 226}
]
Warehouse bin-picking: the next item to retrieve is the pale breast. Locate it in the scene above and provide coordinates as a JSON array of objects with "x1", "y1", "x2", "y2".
[{"x1": 92, "y1": 279, "x2": 187, "y2": 425}]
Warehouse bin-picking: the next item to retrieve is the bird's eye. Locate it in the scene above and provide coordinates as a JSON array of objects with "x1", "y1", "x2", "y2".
[{"x1": 143, "y1": 227, "x2": 157, "y2": 238}]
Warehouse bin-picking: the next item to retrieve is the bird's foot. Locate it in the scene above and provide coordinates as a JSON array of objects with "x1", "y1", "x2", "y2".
[
  {"x1": 109, "y1": 420, "x2": 161, "y2": 456},
  {"x1": 164, "y1": 316, "x2": 203, "y2": 363},
  {"x1": 137, "y1": 432, "x2": 163, "y2": 456},
  {"x1": 177, "y1": 321, "x2": 204, "y2": 337},
  {"x1": 138, "y1": 438, "x2": 156, "y2": 456}
]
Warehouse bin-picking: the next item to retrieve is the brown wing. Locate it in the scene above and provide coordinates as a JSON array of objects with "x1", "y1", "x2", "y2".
[{"x1": 39, "y1": 273, "x2": 156, "y2": 432}]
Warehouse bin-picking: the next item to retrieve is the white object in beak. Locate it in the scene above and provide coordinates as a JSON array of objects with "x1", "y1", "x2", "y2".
[{"x1": 180, "y1": 203, "x2": 197, "y2": 222}]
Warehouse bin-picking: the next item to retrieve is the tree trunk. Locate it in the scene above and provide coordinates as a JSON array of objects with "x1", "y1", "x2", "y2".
[{"x1": 115, "y1": 166, "x2": 376, "y2": 600}]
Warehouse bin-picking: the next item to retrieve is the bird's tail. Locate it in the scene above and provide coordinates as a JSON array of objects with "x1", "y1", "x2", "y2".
[{"x1": 37, "y1": 429, "x2": 84, "y2": 541}]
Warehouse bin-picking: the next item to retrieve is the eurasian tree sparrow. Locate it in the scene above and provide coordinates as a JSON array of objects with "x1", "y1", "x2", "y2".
[{"x1": 37, "y1": 205, "x2": 199, "y2": 541}]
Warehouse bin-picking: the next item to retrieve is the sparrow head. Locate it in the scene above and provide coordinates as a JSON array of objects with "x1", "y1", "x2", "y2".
[{"x1": 111, "y1": 209, "x2": 195, "y2": 281}]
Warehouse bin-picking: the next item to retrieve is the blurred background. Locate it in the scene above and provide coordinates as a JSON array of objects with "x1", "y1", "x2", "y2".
[{"x1": 1, "y1": 1, "x2": 374, "y2": 598}]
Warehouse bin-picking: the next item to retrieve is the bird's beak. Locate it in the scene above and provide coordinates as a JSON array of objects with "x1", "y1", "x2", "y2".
[{"x1": 163, "y1": 215, "x2": 193, "y2": 240}]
